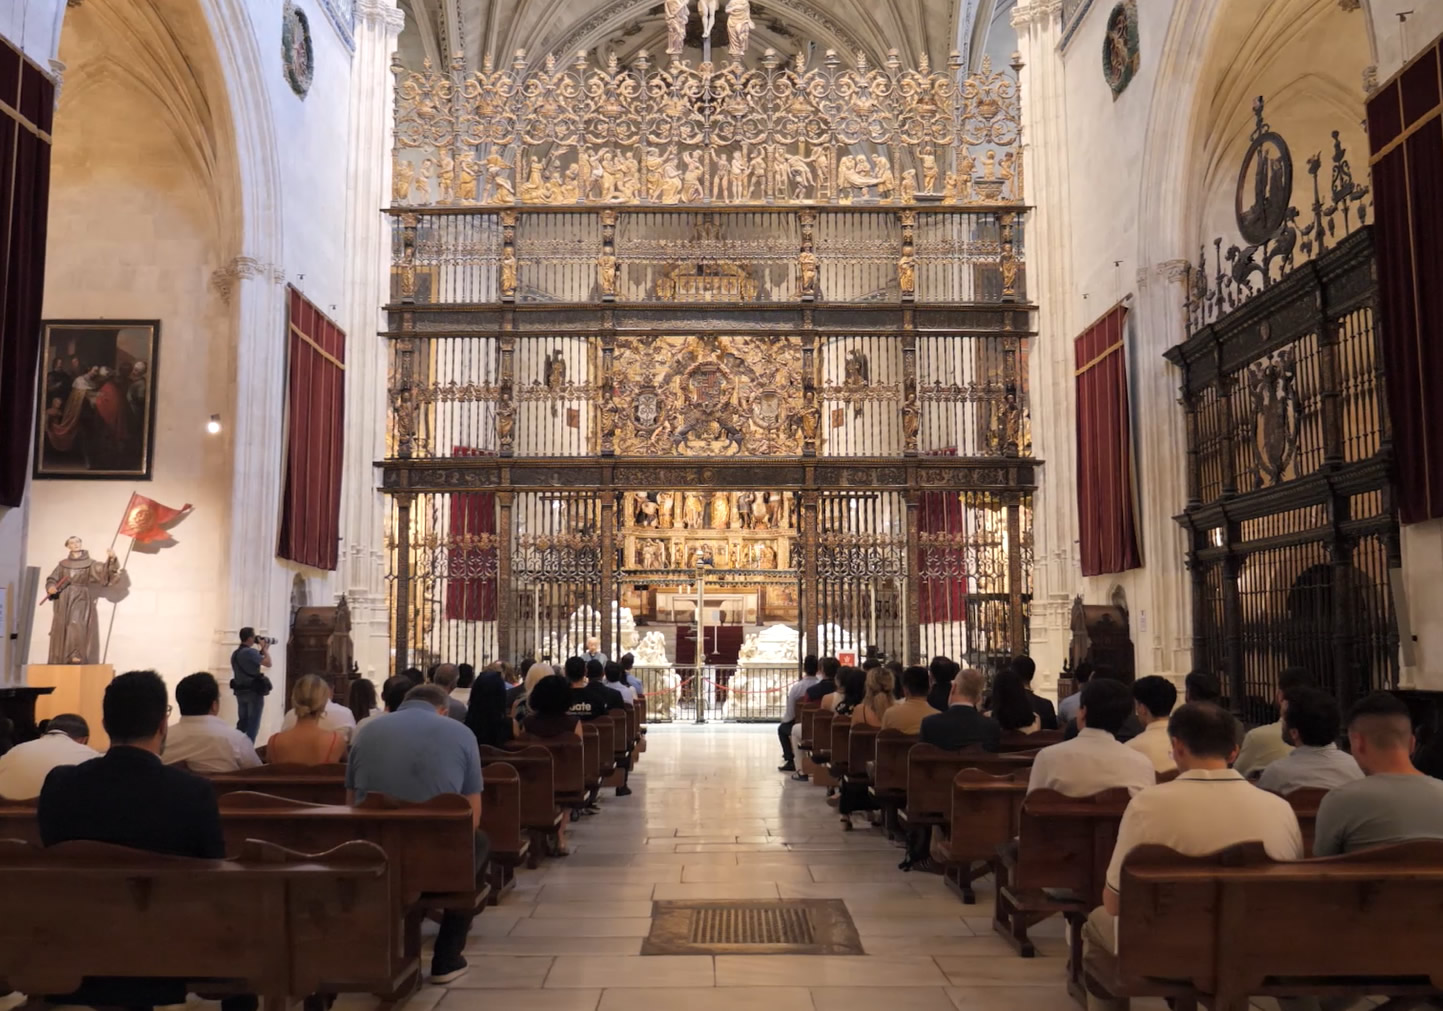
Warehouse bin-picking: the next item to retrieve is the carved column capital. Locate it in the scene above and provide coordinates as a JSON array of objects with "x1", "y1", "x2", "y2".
[
  {"x1": 1156, "y1": 258, "x2": 1190, "y2": 284},
  {"x1": 356, "y1": 0, "x2": 406, "y2": 35},
  {"x1": 211, "y1": 255, "x2": 283, "y2": 304}
]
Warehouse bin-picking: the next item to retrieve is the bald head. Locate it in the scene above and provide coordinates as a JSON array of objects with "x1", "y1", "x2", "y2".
[
  {"x1": 433, "y1": 664, "x2": 459, "y2": 691},
  {"x1": 951, "y1": 667, "x2": 985, "y2": 705}
]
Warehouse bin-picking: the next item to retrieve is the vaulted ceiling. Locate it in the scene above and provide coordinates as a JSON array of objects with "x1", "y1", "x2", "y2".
[{"x1": 396, "y1": 0, "x2": 975, "y2": 76}]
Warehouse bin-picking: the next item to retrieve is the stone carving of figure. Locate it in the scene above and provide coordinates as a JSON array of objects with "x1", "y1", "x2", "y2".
[
  {"x1": 725, "y1": 0, "x2": 752, "y2": 55},
  {"x1": 43, "y1": 536, "x2": 119, "y2": 665},
  {"x1": 983, "y1": 150, "x2": 997, "y2": 180},
  {"x1": 798, "y1": 246, "x2": 818, "y2": 298},
  {"x1": 500, "y1": 247, "x2": 519, "y2": 297},
  {"x1": 519, "y1": 157, "x2": 546, "y2": 202},
  {"x1": 747, "y1": 147, "x2": 767, "y2": 200},
  {"x1": 437, "y1": 153, "x2": 456, "y2": 203},
  {"x1": 710, "y1": 493, "x2": 730, "y2": 530},
  {"x1": 873, "y1": 154, "x2": 895, "y2": 201},
  {"x1": 729, "y1": 149, "x2": 749, "y2": 201},
  {"x1": 657, "y1": 491, "x2": 676, "y2": 528},
  {"x1": 683, "y1": 491, "x2": 706, "y2": 529},
  {"x1": 898, "y1": 243, "x2": 917, "y2": 298},
  {"x1": 999, "y1": 151, "x2": 1016, "y2": 201},
  {"x1": 665, "y1": 0, "x2": 689, "y2": 55},
  {"x1": 658, "y1": 159, "x2": 684, "y2": 203},
  {"x1": 759, "y1": 543, "x2": 778, "y2": 569},
  {"x1": 455, "y1": 151, "x2": 479, "y2": 202},
  {"x1": 484, "y1": 155, "x2": 515, "y2": 203},
  {"x1": 597, "y1": 251, "x2": 620, "y2": 298},
  {"x1": 682, "y1": 151, "x2": 705, "y2": 202},
  {"x1": 392, "y1": 158, "x2": 414, "y2": 202},
  {"x1": 700, "y1": 0, "x2": 718, "y2": 38},
  {"x1": 902, "y1": 388, "x2": 919, "y2": 447},
  {"x1": 496, "y1": 399, "x2": 515, "y2": 443},
  {"x1": 786, "y1": 152, "x2": 814, "y2": 200},
  {"x1": 900, "y1": 169, "x2": 918, "y2": 203},
  {"x1": 920, "y1": 147, "x2": 939, "y2": 192},
  {"x1": 635, "y1": 494, "x2": 660, "y2": 527}
]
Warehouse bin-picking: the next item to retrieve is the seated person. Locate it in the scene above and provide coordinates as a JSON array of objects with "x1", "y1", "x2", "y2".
[
  {"x1": 1256, "y1": 686, "x2": 1362, "y2": 795},
  {"x1": 805, "y1": 655, "x2": 841, "y2": 703},
  {"x1": 346, "y1": 684, "x2": 487, "y2": 984},
  {"x1": 162, "y1": 672, "x2": 263, "y2": 773},
  {"x1": 1011, "y1": 655, "x2": 1059, "y2": 730},
  {"x1": 0, "y1": 713, "x2": 98, "y2": 800},
  {"x1": 831, "y1": 667, "x2": 866, "y2": 716},
  {"x1": 882, "y1": 665, "x2": 940, "y2": 735},
  {"x1": 1127, "y1": 676, "x2": 1178, "y2": 773},
  {"x1": 38, "y1": 671, "x2": 252, "y2": 1011},
  {"x1": 1062, "y1": 667, "x2": 1143, "y2": 743},
  {"x1": 431, "y1": 663, "x2": 469, "y2": 722},
  {"x1": 358, "y1": 674, "x2": 414, "y2": 735},
  {"x1": 926, "y1": 656, "x2": 958, "y2": 713},
  {"x1": 586, "y1": 658, "x2": 627, "y2": 709},
  {"x1": 1029, "y1": 677, "x2": 1155, "y2": 797},
  {"x1": 1235, "y1": 666, "x2": 1313, "y2": 778},
  {"x1": 850, "y1": 667, "x2": 895, "y2": 728},
  {"x1": 453, "y1": 663, "x2": 475, "y2": 706},
  {"x1": 1313, "y1": 691, "x2": 1443, "y2": 856},
  {"x1": 1058, "y1": 662, "x2": 1092, "y2": 727},
  {"x1": 779, "y1": 655, "x2": 821, "y2": 773},
  {"x1": 267, "y1": 675, "x2": 348, "y2": 765},
  {"x1": 517, "y1": 673, "x2": 579, "y2": 850},
  {"x1": 604, "y1": 661, "x2": 637, "y2": 705},
  {"x1": 279, "y1": 678, "x2": 357, "y2": 740},
  {"x1": 985, "y1": 670, "x2": 1041, "y2": 734},
  {"x1": 348, "y1": 677, "x2": 380, "y2": 726},
  {"x1": 463, "y1": 665, "x2": 514, "y2": 750},
  {"x1": 1081, "y1": 702, "x2": 1302, "y2": 1011},
  {"x1": 619, "y1": 652, "x2": 645, "y2": 696},
  {"x1": 920, "y1": 667, "x2": 1000, "y2": 752},
  {"x1": 507, "y1": 659, "x2": 534, "y2": 713},
  {"x1": 513, "y1": 661, "x2": 556, "y2": 726}
]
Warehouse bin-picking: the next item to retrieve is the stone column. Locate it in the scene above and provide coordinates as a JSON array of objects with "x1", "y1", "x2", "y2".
[
  {"x1": 340, "y1": 0, "x2": 406, "y2": 680},
  {"x1": 1012, "y1": 0, "x2": 1077, "y2": 686}
]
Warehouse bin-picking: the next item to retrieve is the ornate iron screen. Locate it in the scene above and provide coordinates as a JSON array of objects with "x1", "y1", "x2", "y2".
[
  {"x1": 1167, "y1": 100, "x2": 1396, "y2": 719},
  {"x1": 381, "y1": 45, "x2": 1037, "y2": 684}
]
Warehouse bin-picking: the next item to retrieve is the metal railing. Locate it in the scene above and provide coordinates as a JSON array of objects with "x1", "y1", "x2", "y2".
[{"x1": 635, "y1": 664, "x2": 799, "y2": 723}]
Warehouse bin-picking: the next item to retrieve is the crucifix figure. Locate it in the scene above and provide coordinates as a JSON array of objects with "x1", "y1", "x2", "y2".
[{"x1": 699, "y1": 0, "x2": 718, "y2": 38}]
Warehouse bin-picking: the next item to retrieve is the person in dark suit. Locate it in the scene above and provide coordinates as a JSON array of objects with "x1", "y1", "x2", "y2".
[
  {"x1": 37, "y1": 669, "x2": 251, "y2": 1011},
  {"x1": 925, "y1": 656, "x2": 959, "y2": 713},
  {"x1": 920, "y1": 667, "x2": 1001, "y2": 752},
  {"x1": 1012, "y1": 655, "x2": 1059, "y2": 731}
]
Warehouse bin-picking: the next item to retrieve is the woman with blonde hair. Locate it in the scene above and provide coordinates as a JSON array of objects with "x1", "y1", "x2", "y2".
[
  {"x1": 510, "y1": 661, "x2": 555, "y2": 730},
  {"x1": 851, "y1": 666, "x2": 896, "y2": 728},
  {"x1": 266, "y1": 674, "x2": 347, "y2": 765}
]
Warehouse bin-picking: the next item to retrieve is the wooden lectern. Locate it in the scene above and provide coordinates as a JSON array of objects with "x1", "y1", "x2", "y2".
[{"x1": 25, "y1": 665, "x2": 114, "y2": 751}]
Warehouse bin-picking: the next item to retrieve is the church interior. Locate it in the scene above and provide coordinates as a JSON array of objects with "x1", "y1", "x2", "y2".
[{"x1": 4, "y1": 0, "x2": 1443, "y2": 1007}]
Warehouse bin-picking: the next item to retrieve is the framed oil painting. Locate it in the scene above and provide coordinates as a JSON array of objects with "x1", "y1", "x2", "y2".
[{"x1": 34, "y1": 320, "x2": 161, "y2": 480}]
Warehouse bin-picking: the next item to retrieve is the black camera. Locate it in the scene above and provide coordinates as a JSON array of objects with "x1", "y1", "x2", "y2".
[{"x1": 255, "y1": 635, "x2": 278, "y2": 646}]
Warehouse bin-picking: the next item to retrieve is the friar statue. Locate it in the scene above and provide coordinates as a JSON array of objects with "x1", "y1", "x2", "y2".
[{"x1": 43, "y1": 536, "x2": 119, "y2": 665}]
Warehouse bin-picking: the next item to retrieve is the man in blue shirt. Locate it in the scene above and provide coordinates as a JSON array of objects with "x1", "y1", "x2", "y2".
[{"x1": 347, "y1": 683, "x2": 487, "y2": 984}]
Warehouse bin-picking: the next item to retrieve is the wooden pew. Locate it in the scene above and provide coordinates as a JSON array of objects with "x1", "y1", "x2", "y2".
[
  {"x1": 483, "y1": 744, "x2": 562, "y2": 864},
  {"x1": 844, "y1": 724, "x2": 880, "y2": 789},
  {"x1": 509, "y1": 733, "x2": 587, "y2": 811},
  {"x1": 868, "y1": 729, "x2": 916, "y2": 836},
  {"x1": 603, "y1": 709, "x2": 632, "y2": 787},
  {"x1": 581, "y1": 723, "x2": 602, "y2": 795},
  {"x1": 479, "y1": 762, "x2": 529, "y2": 894},
  {"x1": 797, "y1": 699, "x2": 820, "y2": 751},
  {"x1": 827, "y1": 714, "x2": 853, "y2": 779},
  {"x1": 1085, "y1": 840, "x2": 1443, "y2": 1011},
  {"x1": 1281, "y1": 786, "x2": 1325, "y2": 856},
  {"x1": 806, "y1": 709, "x2": 838, "y2": 786},
  {"x1": 900, "y1": 744, "x2": 1036, "y2": 829},
  {"x1": 929, "y1": 768, "x2": 1030, "y2": 903},
  {"x1": 993, "y1": 787, "x2": 1129, "y2": 964},
  {"x1": 999, "y1": 729, "x2": 1063, "y2": 752},
  {"x1": 207, "y1": 763, "x2": 348, "y2": 804},
  {"x1": 0, "y1": 837, "x2": 412, "y2": 1008}
]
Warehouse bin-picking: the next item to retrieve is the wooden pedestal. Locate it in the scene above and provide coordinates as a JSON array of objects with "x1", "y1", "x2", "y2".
[{"x1": 25, "y1": 664, "x2": 113, "y2": 751}]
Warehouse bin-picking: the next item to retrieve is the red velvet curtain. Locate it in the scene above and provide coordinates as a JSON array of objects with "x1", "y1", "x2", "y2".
[
  {"x1": 1369, "y1": 42, "x2": 1443, "y2": 523},
  {"x1": 0, "y1": 45, "x2": 54, "y2": 507},
  {"x1": 1075, "y1": 303, "x2": 1141, "y2": 576},
  {"x1": 446, "y1": 446, "x2": 497, "y2": 621},
  {"x1": 919, "y1": 491, "x2": 966, "y2": 623},
  {"x1": 278, "y1": 288, "x2": 346, "y2": 569}
]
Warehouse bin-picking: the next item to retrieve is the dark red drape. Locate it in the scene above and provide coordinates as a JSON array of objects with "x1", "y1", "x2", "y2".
[
  {"x1": 446, "y1": 446, "x2": 497, "y2": 621},
  {"x1": 919, "y1": 490, "x2": 966, "y2": 623},
  {"x1": 1369, "y1": 42, "x2": 1443, "y2": 523},
  {"x1": 1075, "y1": 303, "x2": 1142, "y2": 576},
  {"x1": 278, "y1": 287, "x2": 346, "y2": 569},
  {"x1": 0, "y1": 44, "x2": 54, "y2": 506}
]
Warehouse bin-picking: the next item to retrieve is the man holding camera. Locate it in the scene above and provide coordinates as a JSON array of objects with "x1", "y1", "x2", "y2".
[{"x1": 230, "y1": 627, "x2": 273, "y2": 742}]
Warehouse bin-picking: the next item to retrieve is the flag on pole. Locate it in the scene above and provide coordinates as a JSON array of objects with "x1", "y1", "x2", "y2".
[{"x1": 118, "y1": 493, "x2": 192, "y2": 543}]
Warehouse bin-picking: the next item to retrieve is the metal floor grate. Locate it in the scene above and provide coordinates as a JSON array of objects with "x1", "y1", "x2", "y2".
[
  {"x1": 689, "y1": 905, "x2": 816, "y2": 945},
  {"x1": 644, "y1": 899, "x2": 863, "y2": 955}
]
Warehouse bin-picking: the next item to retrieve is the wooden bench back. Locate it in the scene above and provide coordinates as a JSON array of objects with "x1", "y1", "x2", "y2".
[
  {"x1": 0, "y1": 798, "x2": 39, "y2": 844},
  {"x1": 999, "y1": 729, "x2": 1063, "y2": 752},
  {"x1": 942, "y1": 768, "x2": 1030, "y2": 864},
  {"x1": 581, "y1": 723, "x2": 601, "y2": 787},
  {"x1": 483, "y1": 744, "x2": 558, "y2": 829},
  {"x1": 798, "y1": 700, "x2": 819, "y2": 748},
  {"x1": 872, "y1": 729, "x2": 916, "y2": 797},
  {"x1": 1282, "y1": 787, "x2": 1326, "y2": 856},
  {"x1": 828, "y1": 715, "x2": 853, "y2": 772},
  {"x1": 905, "y1": 744, "x2": 1035, "y2": 823},
  {"x1": 510, "y1": 734, "x2": 585, "y2": 798},
  {"x1": 1012, "y1": 787, "x2": 1130, "y2": 904},
  {"x1": 207, "y1": 763, "x2": 348, "y2": 804},
  {"x1": 0, "y1": 837, "x2": 397, "y2": 998},
  {"x1": 847, "y1": 724, "x2": 880, "y2": 778},
  {"x1": 480, "y1": 761, "x2": 524, "y2": 856},
  {"x1": 811, "y1": 709, "x2": 835, "y2": 760},
  {"x1": 1116, "y1": 840, "x2": 1443, "y2": 1000},
  {"x1": 217, "y1": 790, "x2": 476, "y2": 902}
]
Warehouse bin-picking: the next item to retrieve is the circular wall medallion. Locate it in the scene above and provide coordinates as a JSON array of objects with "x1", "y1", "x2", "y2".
[
  {"x1": 282, "y1": 2, "x2": 315, "y2": 98},
  {"x1": 1234, "y1": 129, "x2": 1293, "y2": 244},
  {"x1": 1101, "y1": 1, "x2": 1140, "y2": 99}
]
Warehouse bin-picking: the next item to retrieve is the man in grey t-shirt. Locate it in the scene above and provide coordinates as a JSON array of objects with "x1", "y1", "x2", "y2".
[{"x1": 1313, "y1": 691, "x2": 1443, "y2": 856}]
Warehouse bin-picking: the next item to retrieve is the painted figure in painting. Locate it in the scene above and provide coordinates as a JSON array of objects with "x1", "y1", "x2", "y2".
[
  {"x1": 43, "y1": 536, "x2": 119, "y2": 665},
  {"x1": 42, "y1": 340, "x2": 151, "y2": 476}
]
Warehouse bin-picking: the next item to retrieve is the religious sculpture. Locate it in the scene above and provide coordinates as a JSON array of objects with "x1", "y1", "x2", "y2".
[
  {"x1": 900, "y1": 169, "x2": 918, "y2": 203},
  {"x1": 495, "y1": 399, "x2": 515, "y2": 442},
  {"x1": 455, "y1": 152, "x2": 479, "y2": 202},
  {"x1": 700, "y1": 0, "x2": 718, "y2": 38},
  {"x1": 43, "y1": 536, "x2": 119, "y2": 665},
  {"x1": 902, "y1": 388, "x2": 920, "y2": 448},
  {"x1": 683, "y1": 491, "x2": 706, "y2": 529},
  {"x1": 392, "y1": 158, "x2": 414, "y2": 202},
  {"x1": 640, "y1": 539, "x2": 669, "y2": 569},
  {"x1": 920, "y1": 147, "x2": 939, "y2": 193},
  {"x1": 725, "y1": 0, "x2": 752, "y2": 55},
  {"x1": 597, "y1": 251, "x2": 620, "y2": 299},
  {"x1": 710, "y1": 492, "x2": 731, "y2": 530},
  {"x1": 898, "y1": 243, "x2": 917, "y2": 299},
  {"x1": 664, "y1": 0, "x2": 689, "y2": 55},
  {"x1": 500, "y1": 246, "x2": 519, "y2": 298},
  {"x1": 798, "y1": 246, "x2": 818, "y2": 299},
  {"x1": 485, "y1": 155, "x2": 515, "y2": 203},
  {"x1": 759, "y1": 543, "x2": 778, "y2": 569},
  {"x1": 657, "y1": 491, "x2": 676, "y2": 528}
]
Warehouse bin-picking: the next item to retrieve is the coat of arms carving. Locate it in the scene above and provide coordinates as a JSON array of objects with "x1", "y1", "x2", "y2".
[{"x1": 1248, "y1": 349, "x2": 1301, "y2": 488}]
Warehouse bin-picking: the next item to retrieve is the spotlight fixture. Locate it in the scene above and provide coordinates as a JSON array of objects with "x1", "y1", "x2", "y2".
[{"x1": 206, "y1": 414, "x2": 222, "y2": 435}]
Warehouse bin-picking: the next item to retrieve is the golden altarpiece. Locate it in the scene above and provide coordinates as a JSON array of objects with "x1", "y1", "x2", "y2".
[{"x1": 381, "y1": 42, "x2": 1037, "y2": 714}]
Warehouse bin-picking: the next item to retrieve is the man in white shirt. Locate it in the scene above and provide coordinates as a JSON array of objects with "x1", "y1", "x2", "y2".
[
  {"x1": 1028, "y1": 678, "x2": 1155, "y2": 797},
  {"x1": 1082, "y1": 702, "x2": 1303, "y2": 1011},
  {"x1": 1234, "y1": 667, "x2": 1314, "y2": 777},
  {"x1": 1256, "y1": 687, "x2": 1361, "y2": 796},
  {"x1": 778, "y1": 654, "x2": 820, "y2": 772},
  {"x1": 1127, "y1": 676, "x2": 1178, "y2": 774},
  {"x1": 281, "y1": 695, "x2": 357, "y2": 740},
  {"x1": 0, "y1": 714, "x2": 99, "y2": 799},
  {"x1": 163, "y1": 672, "x2": 263, "y2": 773}
]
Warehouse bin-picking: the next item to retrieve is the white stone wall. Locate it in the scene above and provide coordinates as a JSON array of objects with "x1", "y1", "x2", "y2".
[{"x1": 0, "y1": 0, "x2": 64, "y2": 68}]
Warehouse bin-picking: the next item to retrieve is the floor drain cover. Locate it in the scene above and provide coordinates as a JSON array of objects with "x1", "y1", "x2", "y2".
[{"x1": 643, "y1": 899, "x2": 864, "y2": 955}]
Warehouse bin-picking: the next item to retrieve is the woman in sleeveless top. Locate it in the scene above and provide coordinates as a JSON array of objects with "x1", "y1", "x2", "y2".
[{"x1": 267, "y1": 674, "x2": 347, "y2": 765}]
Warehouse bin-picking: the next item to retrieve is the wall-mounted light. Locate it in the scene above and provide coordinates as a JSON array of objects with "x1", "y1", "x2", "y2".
[{"x1": 206, "y1": 414, "x2": 222, "y2": 435}]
